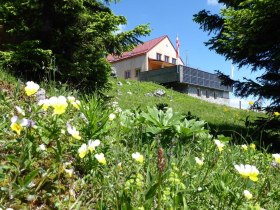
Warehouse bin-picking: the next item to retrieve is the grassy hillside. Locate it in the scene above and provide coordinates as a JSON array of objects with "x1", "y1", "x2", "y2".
[
  {"x1": 106, "y1": 78, "x2": 264, "y2": 141},
  {"x1": 2, "y1": 69, "x2": 280, "y2": 209}
]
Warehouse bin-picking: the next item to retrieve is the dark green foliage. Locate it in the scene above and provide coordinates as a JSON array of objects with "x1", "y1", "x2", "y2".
[
  {"x1": 0, "y1": 0, "x2": 150, "y2": 91},
  {"x1": 193, "y1": 0, "x2": 280, "y2": 112}
]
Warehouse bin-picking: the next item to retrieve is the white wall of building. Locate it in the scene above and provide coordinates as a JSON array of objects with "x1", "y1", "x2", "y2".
[{"x1": 111, "y1": 54, "x2": 147, "y2": 80}]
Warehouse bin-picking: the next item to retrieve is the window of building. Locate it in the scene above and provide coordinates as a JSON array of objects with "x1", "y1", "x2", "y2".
[
  {"x1": 197, "y1": 88, "x2": 201, "y2": 96},
  {"x1": 164, "y1": 56, "x2": 169, "y2": 63},
  {"x1": 172, "y1": 58, "x2": 177, "y2": 64},
  {"x1": 206, "y1": 90, "x2": 209, "y2": 98},
  {"x1": 156, "y1": 53, "x2": 162, "y2": 61},
  {"x1": 135, "y1": 68, "x2": 141, "y2": 77},
  {"x1": 124, "y1": 70, "x2": 131, "y2": 79}
]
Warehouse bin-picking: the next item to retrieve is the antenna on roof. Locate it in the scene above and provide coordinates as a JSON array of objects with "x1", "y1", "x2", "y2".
[{"x1": 186, "y1": 50, "x2": 189, "y2": 67}]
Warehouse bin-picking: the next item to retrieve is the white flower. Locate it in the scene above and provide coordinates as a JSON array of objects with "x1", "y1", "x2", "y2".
[
  {"x1": 15, "y1": 106, "x2": 25, "y2": 116},
  {"x1": 25, "y1": 81, "x2": 40, "y2": 96},
  {"x1": 109, "y1": 113, "x2": 116, "y2": 121},
  {"x1": 243, "y1": 190, "x2": 253, "y2": 200},
  {"x1": 214, "y1": 139, "x2": 225, "y2": 152},
  {"x1": 132, "y1": 152, "x2": 144, "y2": 163},
  {"x1": 67, "y1": 124, "x2": 81, "y2": 140},
  {"x1": 95, "y1": 153, "x2": 106, "y2": 165},
  {"x1": 195, "y1": 157, "x2": 204, "y2": 166},
  {"x1": 78, "y1": 144, "x2": 88, "y2": 158},
  {"x1": 88, "y1": 139, "x2": 100, "y2": 152},
  {"x1": 39, "y1": 144, "x2": 46, "y2": 151}
]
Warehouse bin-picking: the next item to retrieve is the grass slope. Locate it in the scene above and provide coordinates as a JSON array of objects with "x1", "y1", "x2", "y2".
[{"x1": 106, "y1": 78, "x2": 264, "y2": 141}]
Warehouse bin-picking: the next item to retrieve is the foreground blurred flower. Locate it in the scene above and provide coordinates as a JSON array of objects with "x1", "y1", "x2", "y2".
[
  {"x1": 214, "y1": 140, "x2": 225, "y2": 152},
  {"x1": 195, "y1": 157, "x2": 204, "y2": 166},
  {"x1": 10, "y1": 116, "x2": 29, "y2": 135},
  {"x1": 243, "y1": 190, "x2": 253, "y2": 200},
  {"x1": 49, "y1": 96, "x2": 68, "y2": 115},
  {"x1": 248, "y1": 101, "x2": 254, "y2": 106},
  {"x1": 25, "y1": 81, "x2": 40, "y2": 96},
  {"x1": 67, "y1": 124, "x2": 81, "y2": 140},
  {"x1": 132, "y1": 152, "x2": 144, "y2": 163},
  {"x1": 272, "y1": 154, "x2": 280, "y2": 164},
  {"x1": 95, "y1": 153, "x2": 107, "y2": 165},
  {"x1": 234, "y1": 164, "x2": 259, "y2": 182},
  {"x1": 274, "y1": 112, "x2": 280, "y2": 117},
  {"x1": 67, "y1": 96, "x2": 76, "y2": 102},
  {"x1": 78, "y1": 144, "x2": 88, "y2": 158},
  {"x1": 88, "y1": 139, "x2": 100, "y2": 152}
]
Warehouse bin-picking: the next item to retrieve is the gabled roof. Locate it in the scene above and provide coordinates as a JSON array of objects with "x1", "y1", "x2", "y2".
[{"x1": 107, "y1": 35, "x2": 168, "y2": 62}]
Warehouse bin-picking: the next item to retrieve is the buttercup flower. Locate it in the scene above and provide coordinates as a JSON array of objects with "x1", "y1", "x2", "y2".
[
  {"x1": 88, "y1": 139, "x2": 100, "y2": 152},
  {"x1": 67, "y1": 124, "x2": 81, "y2": 140},
  {"x1": 78, "y1": 144, "x2": 88, "y2": 158},
  {"x1": 195, "y1": 157, "x2": 204, "y2": 166},
  {"x1": 109, "y1": 113, "x2": 116, "y2": 121},
  {"x1": 132, "y1": 152, "x2": 144, "y2": 163},
  {"x1": 214, "y1": 139, "x2": 225, "y2": 152},
  {"x1": 49, "y1": 96, "x2": 68, "y2": 115},
  {"x1": 243, "y1": 190, "x2": 253, "y2": 200},
  {"x1": 95, "y1": 153, "x2": 107, "y2": 165},
  {"x1": 272, "y1": 154, "x2": 280, "y2": 164},
  {"x1": 234, "y1": 164, "x2": 259, "y2": 182},
  {"x1": 241, "y1": 144, "x2": 248, "y2": 151},
  {"x1": 25, "y1": 81, "x2": 40, "y2": 96}
]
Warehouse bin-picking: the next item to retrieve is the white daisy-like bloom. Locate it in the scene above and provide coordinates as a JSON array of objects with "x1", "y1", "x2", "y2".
[{"x1": 88, "y1": 139, "x2": 101, "y2": 152}]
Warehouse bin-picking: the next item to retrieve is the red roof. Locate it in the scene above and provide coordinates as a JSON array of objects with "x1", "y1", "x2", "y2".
[{"x1": 107, "y1": 35, "x2": 168, "y2": 62}]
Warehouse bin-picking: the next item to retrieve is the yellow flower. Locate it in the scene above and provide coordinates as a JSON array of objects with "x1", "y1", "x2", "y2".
[
  {"x1": 234, "y1": 164, "x2": 259, "y2": 182},
  {"x1": 272, "y1": 154, "x2": 280, "y2": 164},
  {"x1": 78, "y1": 144, "x2": 88, "y2": 158},
  {"x1": 243, "y1": 190, "x2": 253, "y2": 200},
  {"x1": 132, "y1": 152, "x2": 144, "y2": 163},
  {"x1": 274, "y1": 112, "x2": 280, "y2": 117},
  {"x1": 195, "y1": 157, "x2": 204, "y2": 166},
  {"x1": 10, "y1": 116, "x2": 28, "y2": 135},
  {"x1": 248, "y1": 101, "x2": 254, "y2": 106},
  {"x1": 24, "y1": 81, "x2": 40, "y2": 96},
  {"x1": 11, "y1": 122, "x2": 23, "y2": 135},
  {"x1": 88, "y1": 139, "x2": 100, "y2": 152},
  {"x1": 67, "y1": 124, "x2": 81, "y2": 140},
  {"x1": 49, "y1": 96, "x2": 68, "y2": 115},
  {"x1": 95, "y1": 153, "x2": 107, "y2": 165},
  {"x1": 214, "y1": 139, "x2": 225, "y2": 152},
  {"x1": 250, "y1": 143, "x2": 256, "y2": 150},
  {"x1": 71, "y1": 100, "x2": 81, "y2": 110},
  {"x1": 241, "y1": 144, "x2": 248, "y2": 151},
  {"x1": 38, "y1": 99, "x2": 50, "y2": 111}
]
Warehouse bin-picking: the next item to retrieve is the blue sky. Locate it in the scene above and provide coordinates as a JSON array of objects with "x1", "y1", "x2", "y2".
[{"x1": 109, "y1": 0, "x2": 262, "y2": 108}]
